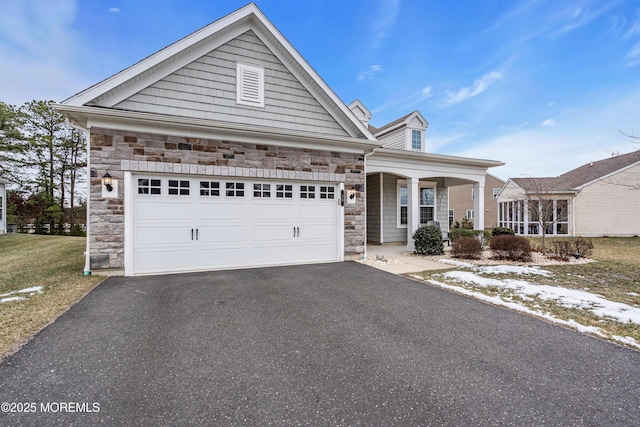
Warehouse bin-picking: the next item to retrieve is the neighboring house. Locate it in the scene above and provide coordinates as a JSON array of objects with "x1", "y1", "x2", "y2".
[
  {"x1": 448, "y1": 173, "x2": 505, "y2": 229},
  {"x1": 497, "y1": 150, "x2": 640, "y2": 237},
  {"x1": 0, "y1": 178, "x2": 10, "y2": 234},
  {"x1": 55, "y1": 4, "x2": 502, "y2": 276}
]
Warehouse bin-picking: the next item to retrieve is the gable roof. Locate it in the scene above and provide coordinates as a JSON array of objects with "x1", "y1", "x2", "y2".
[
  {"x1": 59, "y1": 3, "x2": 376, "y2": 142},
  {"x1": 510, "y1": 150, "x2": 640, "y2": 193},
  {"x1": 372, "y1": 110, "x2": 429, "y2": 137}
]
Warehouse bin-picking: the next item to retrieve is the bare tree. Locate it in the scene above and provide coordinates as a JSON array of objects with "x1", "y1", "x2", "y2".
[{"x1": 506, "y1": 177, "x2": 570, "y2": 254}]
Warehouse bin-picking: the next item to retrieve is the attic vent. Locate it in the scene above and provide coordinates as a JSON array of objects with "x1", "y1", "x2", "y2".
[{"x1": 236, "y1": 63, "x2": 265, "y2": 108}]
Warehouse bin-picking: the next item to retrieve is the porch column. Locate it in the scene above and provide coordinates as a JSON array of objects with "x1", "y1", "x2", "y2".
[
  {"x1": 473, "y1": 181, "x2": 485, "y2": 230},
  {"x1": 406, "y1": 177, "x2": 420, "y2": 251}
]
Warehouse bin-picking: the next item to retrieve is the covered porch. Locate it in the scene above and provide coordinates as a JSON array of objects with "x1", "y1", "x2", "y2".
[{"x1": 365, "y1": 149, "x2": 503, "y2": 251}]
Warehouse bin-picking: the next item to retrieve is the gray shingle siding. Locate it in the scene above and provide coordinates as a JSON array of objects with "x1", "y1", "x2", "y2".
[
  {"x1": 114, "y1": 31, "x2": 349, "y2": 137},
  {"x1": 378, "y1": 128, "x2": 405, "y2": 150},
  {"x1": 366, "y1": 174, "x2": 381, "y2": 243},
  {"x1": 382, "y1": 174, "x2": 406, "y2": 243}
]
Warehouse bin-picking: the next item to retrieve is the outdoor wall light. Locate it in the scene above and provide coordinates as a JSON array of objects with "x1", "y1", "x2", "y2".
[{"x1": 103, "y1": 171, "x2": 113, "y2": 192}]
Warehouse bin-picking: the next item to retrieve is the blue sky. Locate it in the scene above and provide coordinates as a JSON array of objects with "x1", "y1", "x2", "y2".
[{"x1": 1, "y1": 0, "x2": 639, "y2": 180}]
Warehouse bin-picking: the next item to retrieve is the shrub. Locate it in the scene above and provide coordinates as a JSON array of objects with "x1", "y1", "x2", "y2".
[
  {"x1": 450, "y1": 228, "x2": 476, "y2": 241},
  {"x1": 549, "y1": 240, "x2": 572, "y2": 261},
  {"x1": 491, "y1": 227, "x2": 515, "y2": 236},
  {"x1": 573, "y1": 238, "x2": 594, "y2": 258},
  {"x1": 413, "y1": 225, "x2": 444, "y2": 255},
  {"x1": 450, "y1": 228, "x2": 490, "y2": 246},
  {"x1": 490, "y1": 235, "x2": 532, "y2": 261},
  {"x1": 451, "y1": 237, "x2": 483, "y2": 259}
]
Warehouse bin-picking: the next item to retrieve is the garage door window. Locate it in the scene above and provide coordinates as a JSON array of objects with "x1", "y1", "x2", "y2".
[
  {"x1": 320, "y1": 186, "x2": 335, "y2": 199},
  {"x1": 300, "y1": 185, "x2": 315, "y2": 199},
  {"x1": 226, "y1": 182, "x2": 245, "y2": 197},
  {"x1": 276, "y1": 184, "x2": 293, "y2": 199},
  {"x1": 138, "y1": 178, "x2": 161, "y2": 195},
  {"x1": 200, "y1": 181, "x2": 220, "y2": 197},
  {"x1": 168, "y1": 180, "x2": 190, "y2": 196},
  {"x1": 253, "y1": 183, "x2": 271, "y2": 198}
]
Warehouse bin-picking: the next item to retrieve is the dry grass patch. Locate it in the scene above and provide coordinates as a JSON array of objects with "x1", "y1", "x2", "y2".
[
  {"x1": 412, "y1": 237, "x2": 640, "y2": 348},
  {"x1": 0, "y1": 234, "x2": 104, "y2": 360}
]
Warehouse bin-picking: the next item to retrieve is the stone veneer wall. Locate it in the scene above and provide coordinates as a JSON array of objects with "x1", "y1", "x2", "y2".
[{"x1": 89, "y1": 127, "x2": 366, "y2": 271}]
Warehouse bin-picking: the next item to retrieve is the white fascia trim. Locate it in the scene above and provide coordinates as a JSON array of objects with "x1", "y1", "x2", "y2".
[{"x1": 370, "y1": 148, "x2": 504, "y2": 168}]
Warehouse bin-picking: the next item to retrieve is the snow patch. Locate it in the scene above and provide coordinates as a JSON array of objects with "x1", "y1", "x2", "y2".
[{"x1": 0, "y1": 286, "x2": 44, "y2": 303}]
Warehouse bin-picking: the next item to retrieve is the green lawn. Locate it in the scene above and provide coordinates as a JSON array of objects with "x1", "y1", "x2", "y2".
[{"x1": 0, "y1": 233, "x2": 104, "y2": 360}]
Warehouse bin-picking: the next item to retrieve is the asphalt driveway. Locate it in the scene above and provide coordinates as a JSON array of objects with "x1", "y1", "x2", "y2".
[{"x1": 1, "y1": 262, "x2": 639, "y2": 426}]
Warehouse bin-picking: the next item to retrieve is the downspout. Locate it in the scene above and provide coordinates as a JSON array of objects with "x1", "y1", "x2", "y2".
[
  {"x1": 68, "y1": 121, "x2": 91, "y2": 275},
  {"x1": 83, "y1": 126, "x2": 91, "y2": 275}
]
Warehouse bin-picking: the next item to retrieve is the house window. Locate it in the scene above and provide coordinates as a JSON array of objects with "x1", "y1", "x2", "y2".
[
  {"x1": 276, "y1": 184, "x2": 293, "y2": 199},
  {"x1": 411, "y1": 130, "x2": 422, "y2": 150},
  {"x1": 466, "y1": 210, "x2": 474, "y2": 219},
  {"x1": 493, "y1": 188, "x2": 501, "y2": 199},
  {"x1": 137, "y1": 178, "x2": 161, "y2": 195},
  {"x1": 226, "y1": 182, "x2": 245, "y2": 197},
  {"x1": 471, "y1": 188, "x2": 475, "y2": 200},
  {"x1": 300, "y1": 185, "x2": 316, "y2": 199},
  {"x1": 449, "y1": 209, "x2": 454, "y2": 226},
  {"x1": 236, "y1": 63, "x2": 265, "y2": 108},
  {"x1": 200, "y1": 181, "x2": 220, "y2": 197},
  {"x1": 253, "y1": 183, "x2": 271, "y2": 198},
  {"x1": 320, "y1": 186, "x2": 335, "y2": 199},
  {"x1": 168, "y1": 180, "x2": 190, "y2": 196},
  {"x1": 419, "y1": 188, "x2": 435, "y2": 224},
  {"x1": 398, "y1": 185, "x2": 408, "y2": 226}
]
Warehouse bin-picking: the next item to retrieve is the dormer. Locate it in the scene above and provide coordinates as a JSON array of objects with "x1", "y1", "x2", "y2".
[
  {"x1": 372, "y1": 111, "x2": 429, "y2": 152},
  {"x1": 348, "y1": 99, "x2": 372, "y2": 128}
]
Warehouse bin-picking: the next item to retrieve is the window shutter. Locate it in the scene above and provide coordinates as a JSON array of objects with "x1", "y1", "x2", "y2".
[{"x1": 237, "y1": 63, "x2": 264, "y2": 107}]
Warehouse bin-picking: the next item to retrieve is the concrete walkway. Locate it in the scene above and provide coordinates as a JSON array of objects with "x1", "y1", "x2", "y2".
[{"x1": 364, "y1": 244, "x2": 452, "y2": 274}]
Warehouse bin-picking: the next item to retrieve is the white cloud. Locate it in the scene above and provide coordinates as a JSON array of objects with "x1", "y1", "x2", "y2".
[
  {"x1": 0, "y1": 0, "x2": 92, "y2": 104},
  {"x1": 358, "y1": 65, "x2": 383, "y2": 80},
  {"x1": 371, "y1": 0, "x2": 400, "y2": 48},
  {"x1": 541, "y1": 119, "x2": 555, "y2": 126},
  {"x1": 441, "y1": 70, "x2": 504, "y2": 107},
  {"x1": 626, "y1": 40, "x2": 640, "y2": 66},
  {"x1": 372, "y1": 85, "x2": 433, "y2": 115},
  {"x1": 109, "y1": 7, "x2": 120, "y2": 13},
  {"x1": 443, "y1": 88, "x2": 640, "y2": 180}
]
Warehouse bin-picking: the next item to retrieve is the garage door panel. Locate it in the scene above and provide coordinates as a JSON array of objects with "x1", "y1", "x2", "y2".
[
  {"x1": 298, "y1": 203, "x2": 336, "y2": 220},
  {"x1": 135, "y1": 249, "x2": 192, "y2": 273},
  {"x1": 251, "y1": 202, "x2": 295, "y2": 220},
  {"x1": 252, "y1": 245, "x2": 296, "y2": 264},
  {"x1": 197, "y1": 225, "x2": 246, "y2": 243},
  {"x1": 252, "y1": 224, "x2": 295, "y2": 241},
  {"x1": 298, "y1": 224, "x2": 337, "y2": 240},
  {"x1": 136, "y1": 200, "x2": 191, "y2": 221},
  {"x1": 297, "y1": 242, "x2": 337, "y2": 262},
  {"x1": 136, "y1": 227, "x2": 192, "y2": 245},
  {"x1": 198, "y1": 202, "x2": 246, "y2": 220},
  {"x1": 196, "y1": 246, "x2": 247, "y2": 268}
]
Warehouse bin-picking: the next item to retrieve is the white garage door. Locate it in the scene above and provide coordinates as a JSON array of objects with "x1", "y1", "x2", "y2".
[{"x1": 130, "y1": 174, "x2": 341, "y2": 275}]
